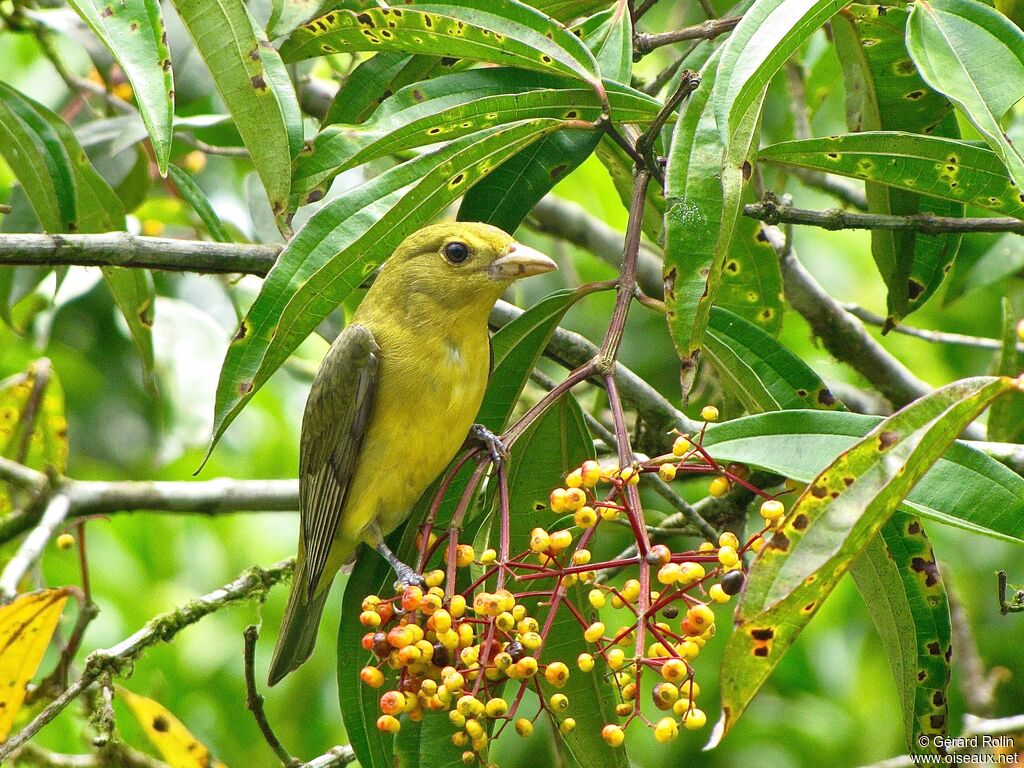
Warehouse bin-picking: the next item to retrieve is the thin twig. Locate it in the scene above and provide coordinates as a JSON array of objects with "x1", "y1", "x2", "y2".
[
  {"x1": 7, "y1": 742, "x2": 170, "y2": 768},
  {"x1": 845, "y1": 304, "x2": 1024, "y2": 353},
  {"x1": 0, "y1": 494, "x2": 71, "y2": 599},
  {"x1": 174, "y1": 132, "x2": 251, "y2": 158},
  {"x1": 746, "y1": 199, "x2": 1024, "y2": 234},
  {"x1": 634, "y1": 16, "x2": 743, "y2": 55},
  {"x1": 0, "y1": 559, "x2": 295, "y2": 759},
  {"x1": 244, "y1": 625, "x2": 299, "y2": 766},
  {"x1": 300, "y1": 745, "x2": 357, "y2": 768}
]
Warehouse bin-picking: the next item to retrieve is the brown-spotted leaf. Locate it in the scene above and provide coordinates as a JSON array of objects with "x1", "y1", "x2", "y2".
[
  {"x1": 0, "y1": 588, "x2": 71, "y2": 740},
  {"x1": 712, "y1": 375, "x2": 1019, "y2": 745},
  {"x1": 119, "y1": 688, "x2": 228, "y2": 768}
]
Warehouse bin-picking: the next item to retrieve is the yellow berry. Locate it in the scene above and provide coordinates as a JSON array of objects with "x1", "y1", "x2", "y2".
[
  {"x1": 672, "y1": 435, "x2": 690, "y2": 457},
  {"x1": 709, "y1": 584, "x2": 730, "y2": 603},
  {"x1": 688, "y1": 604, "x2": 715, "y2": 628},
  {"x1": 574, "y1": 506, "x2": 597, "y2": 528},
  {"x1": 56, "y1": 533, "x2": 75, "y2": 550},
  {"x1": 565, "y1": 468, "x2": 584, "y2": 488},
  {"x1": 709, "y1": 476, "x2": 730, "y2": 497},
  {"x1": 750, "y1": 537, "x2": 765, "y2": 553},
  {"x1": 360, "y1": 610, "x2": 382, "y2": 628},
  {"x1": 718, "y1": 531, "x2": 739, "y2": 549},
  {"x1": 580, "y1": 460, "x2": 601, "y2": 487},
  {"x1": 559, "y1": 718, "x2": 576, "y2": 735},
  {"x1": 455, "y1": 545, "x2": 475, "y2": 568},
  {"x1": 550, "y1": 529, "x2": 573, "y2": 551},
  {"x1": 360, "y1": 666, "x2": 384, "y2": 687},
  {"x1": 549, "y1": 488, "x2": 568, "y2": 513},
  {"x1": 449, "y1": 710, "x2": 466, "y2": 728},
  {"x1": 718, "y1": 545, "x2": 739, "y2": 567},
  {"x1": 457, "y1": 695, "x2": 484, "y2": 717},
  {"x1": 584, "y1": 622, "x2": 605, "y2": 643},
  {"x1": 182, "y1": 150, "x2": 206, "y2": 174},
  {"x1": 521, "y1": 631, "x2": 542, "y2": 651},
  {"x1": 654, "y1": 716, "x2": 679, "y2": 743},
  {"x1": 652, "y1": 682, "x2": 679, "y2": 710},
  {"x1": 515, "y1": 657, "x2": 538, "y2": 677},
  {"x1": 760, "y1": 499, "x2": 785, "y2": 522},
  {"x1": 577, "y1": 652, "x2": 595, "y2": 672},
  {"x1": 700, "y1": 405, "x2": 719, "y2": 422},
  {"x1": 602, "y1": 724, "x2": 625, "y2": 747},
  {"x1": 515, "y1": 718, "x2": 533, "y2": 737},
  {"x1": 377, "y1": 715, "x2": 401, "y2": 733},
  {"x1": 621, "y1": 580, "x2": 640, "y2": 602},
  {"x1": 545, "y1": 661, "x2": 570, "y2": 687},
  {"x1": 529, "y1": 528, "x2": 551, "y2": 553},
  {"x1": 572, "y1": 548, "x2": 591, "y2": 565},
  {"x1": 683, "y1": 707, "x2": 707, "y2": 730},
  {"x1": 698, "y1": 541, "x2": 715, "y2": 552},
  {"x1": 548, "y1": 693, "x2": 569, "y2": 711},
  {"x1": 588, "y1": 589, "x2": 606, "y2": 609},
  {"x1": 658, "y1": 463, "x2": 677, "y2": 482},
  {"x1": 678, "y1": 562, "x2": 705, "y2": 584},
  {"x1": 657, "y1": 563, "x2": 681, "y2": 585},
  {"x1": 479, "y1": 548, "x2": 497, "y2": 564},
  {"x1": 465, "y1": 719, "x2": 484, "y2": 739},
  {"x1": 606, "y1": 648, "x2": 625, "y2": 670},
  {"x1": 661, "y1": 658, "x2": 687, "y2": 682},
  {"x1": 619, "y1": 466, "x2": 640, "y2": 486},
  {"x1": 599, "y1": 506, "x2": 619, "y2": 522},
  {"x1": 564, "y1": 487, "x2": 586, "y2": 511},
  {"x1": 444, "y1": 671, "x2": 466, "y2": 692},
  {"x1": 485, "y1": 697, "x2": 508, "y2": 718}
]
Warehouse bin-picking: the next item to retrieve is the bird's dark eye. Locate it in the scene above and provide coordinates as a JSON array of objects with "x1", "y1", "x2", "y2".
[{"x1": 443, "y1": 241, "x2": 471, "y2": 264}]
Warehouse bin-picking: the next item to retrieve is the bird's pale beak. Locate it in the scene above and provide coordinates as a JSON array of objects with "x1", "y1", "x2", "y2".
[{"x1": 489, "y1": 243, "x2": 558, "y2": 280}]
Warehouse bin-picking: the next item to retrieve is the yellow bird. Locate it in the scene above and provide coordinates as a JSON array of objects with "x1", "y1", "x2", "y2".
[{"x1": 268, "y1": 222, "x2": 556, "y2": 685}]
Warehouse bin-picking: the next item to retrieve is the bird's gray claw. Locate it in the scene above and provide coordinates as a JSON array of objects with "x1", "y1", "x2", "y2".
[
  {"x1": 393, "y1": 565, "x2": 425, "y2": 592},
  {"x1": 469, "y1": 423, "x2": 508, "y2": 465}
]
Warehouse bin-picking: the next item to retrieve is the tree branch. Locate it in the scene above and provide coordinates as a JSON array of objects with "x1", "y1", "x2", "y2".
[
  {"x1": 634, "y1": 16, "x2": 742, "y2": 55},
  {"x1": 746, "y1": 199, "x2": 1024, "y2": 235},
  {"x1": 845, "y1": 304, "x2": 1024, "y2": 353},
  {"x1": 0, "y1": 494, "x2": 70, "y2": 599},
  {"x1": 0, "y1": 559, "x2": 295, "y2": 760}
]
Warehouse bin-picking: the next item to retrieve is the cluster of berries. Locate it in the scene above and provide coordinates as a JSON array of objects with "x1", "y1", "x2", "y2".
[{"x1": 358, "y1": 406, "x2": 787, "y2": 761}]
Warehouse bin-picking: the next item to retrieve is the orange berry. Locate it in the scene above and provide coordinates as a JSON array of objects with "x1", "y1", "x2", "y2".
[
  {"x1": 360, "y1": 666, "x2": 385, "y2": 688},
  {"x1": 380, "y1": 691, "x2": 406, "y2": 715},
  {"x1": 602, "y1": 724, "x2": 625, "y2": 747}
]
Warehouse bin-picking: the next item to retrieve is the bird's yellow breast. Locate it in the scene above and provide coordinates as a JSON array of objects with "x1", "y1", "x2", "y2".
[{"x1": 327, "y1": 310, "x2": 491, "y2": 563}]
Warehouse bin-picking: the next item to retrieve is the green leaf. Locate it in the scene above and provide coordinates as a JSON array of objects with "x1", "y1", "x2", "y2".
[
  {"x1": 759, "y1": 132, "x2": 1024, "y2": 219},
  {"x1": 943, "y1": 233, "x2": 1024, "y2": 305},
  {"x1": 527, "y1": 0, "x2": 616, "y2": 23},
  {"x1": 988, "y1": 299, "x2": 1024, "y2": 442},
  {"x1": 281, "y1": 1, "x2": 605, "y2": 99},
  {"x1": 703, "y1": 307, "x2": 837, "y2": 413},
  {"x1": 907, "y1": 0, "x2": 1024, "y2": 190},
  {"x1": 482, "y1": 289, "x2": 578, "y2": 428},
  {"x1": 324, "y1": 54, "x2": 468, "y2": 126},
  {"x1": 209, "y1": 119, "x2": 581, "y2": 458},
  {"x1": 849, "y1": 512, "x2": 952, "y2": 752},
  {"x1": 713, "y1": 0, "x2": 850, "y2": 142},
  {"x1": 294, "y1": 69, "x2": 657, "y2": 209},
  {"x1": 65, "y1": 0, "x2": 175, "y2": 175},
  {"x1": 103, "y1": 267, "x2": 157, "y2": 391},
  {"x1": 664, "y1": 49, "x2": 764, "y2": 358},
  {"x1": 703, "y1": 305, "x2": 950, "y2": 754},
  {"x1": 701, "y1": 409, "x2": 1024, "y2": 545},
  {"x1": 267, "y1": 0, "x2": 322, "y2": 38},
  {"x1": 713, "y1": 376, "x2": 1017, "y2": 742},
  {"x1": 456, "y1": 2, "x2": 632, "y2": 231},
  {"x1": 170, "y1": 0, "x2": 303, "y2": 221},
  {"x1": 0, "y1": 83, "x2": 76, "y2": 232},
  {"x1": 833, "y1": 4, "x2": 962, "y2": 325},
  {"x1": 0, "y1": 360, "x2": 68, "y2": 521},
  {"x1": 168, "y1": 166, "x2": 234, "y2": 243}
]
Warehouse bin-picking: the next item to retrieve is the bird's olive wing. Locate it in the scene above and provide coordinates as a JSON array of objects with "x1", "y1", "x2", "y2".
[{"x1": 299, "y1": 323, "x2": 380, "y2": 598}]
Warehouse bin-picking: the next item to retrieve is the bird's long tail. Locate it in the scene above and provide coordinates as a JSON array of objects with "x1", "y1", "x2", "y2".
[{"x1": 268, "y1": 557, "x2": 330, "y2": 686}]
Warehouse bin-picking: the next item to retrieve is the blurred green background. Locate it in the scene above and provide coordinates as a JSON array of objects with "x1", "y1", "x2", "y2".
[{"x1": 1, "y1": 0, "x2": 1021, "y2": 766}]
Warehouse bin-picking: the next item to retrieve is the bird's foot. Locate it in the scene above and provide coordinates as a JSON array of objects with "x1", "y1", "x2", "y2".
[
  {"x1": 392, "y1": 563, "x2": 426, "y2": 593},
  {"x1": 469, "y1": 423, "x2": 508, "y2": 465}
]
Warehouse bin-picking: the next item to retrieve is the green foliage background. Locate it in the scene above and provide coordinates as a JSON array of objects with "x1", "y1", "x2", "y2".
[{"x1": 0, "y1": 0, "x2": 1021, "y2": 766}]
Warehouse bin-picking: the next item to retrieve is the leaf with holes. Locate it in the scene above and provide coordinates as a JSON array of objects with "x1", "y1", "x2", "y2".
[
  {"x1": 119, "y1": 688, "x2": 227, "y2": 768},
  {"x1": 281, "y1": 0, "x2": 605, "y2": 100},
  {"x1": 65, "y1": 0, "x2": 174, "y2": 174},
  {"x1": 665, "y1": 48, "x2": 765, "y2": 360},
  {"x1": 209, "y1": 119, "x2": 583, "y2": 459},
  {"x1": 908, "y1": 0, "x2": 1024, "y2": 191},
  {"x1": 294, "y1": 68, "x2": 658, "y2": 210},
  {"x1": 0, "y1": 589, "x2": 70, "y2": 740},
  {"x1": 702, "y1": 305, "x2": 951, "y2": 754},
  {"x1": 457, "y1": 1, "x2": 634, "y2": 231},
  {"x1": 711, "y1": 376, "x2": 1018, "y2": 744},
  {"x1": 171, "y1": 0, "x2": 303, "y2": 223},
  {"x1": 833, "y1": 4, "x2": 962, "y2": 326},
  {"x1": 760, "y1": 132, "x2": 1024, "y2": 219},
  {"x1": 702, "y1": 409, "x2": 1024, "y2": 544}
]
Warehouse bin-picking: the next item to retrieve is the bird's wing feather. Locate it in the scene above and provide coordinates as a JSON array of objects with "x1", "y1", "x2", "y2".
[{"x1": 299, "y1": 323, "x2": 379, "y2": 599}]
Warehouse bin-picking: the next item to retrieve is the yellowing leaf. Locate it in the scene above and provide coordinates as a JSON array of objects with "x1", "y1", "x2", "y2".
[
  {"x1": 0, "y1": 588, "x2": 70, "y2": 740},
  {"x1": 119, "y1": 688, "x2": 228, "y2": 768}
]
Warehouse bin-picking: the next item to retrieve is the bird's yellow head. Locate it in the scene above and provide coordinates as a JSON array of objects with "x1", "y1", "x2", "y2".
[{"x1": 367, "y1": 222, "x2": 557, "y2": 316}]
